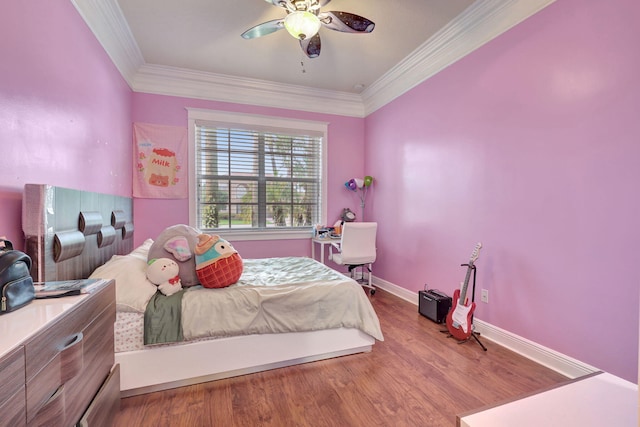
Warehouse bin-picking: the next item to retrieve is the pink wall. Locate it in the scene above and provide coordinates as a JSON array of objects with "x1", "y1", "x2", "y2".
[
  {"x1": 0, "y1": 0, "x2": 133, "y2": 250},
  {"x1": 131, "y1": 93, "x2": 366, "y2": 258},
  {"x1": 366, "y1": 0, "x2": 640, "y2": 382},
  {"x1": 3, "y1": 0, "x2": 637, "y2": 384}
]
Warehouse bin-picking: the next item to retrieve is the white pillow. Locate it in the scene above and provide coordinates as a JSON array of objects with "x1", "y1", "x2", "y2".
[
  {"x1": 130, "y1": 238, "x2": 154, "y2": 260},
  {"x1": 89, "y1": 239, "x2": 157, "y2": 313}
]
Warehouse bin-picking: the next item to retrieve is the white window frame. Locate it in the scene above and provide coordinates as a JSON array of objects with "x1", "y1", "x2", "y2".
[{"x1": 187, "y1": 108, "x2": 328, "y2": 241}]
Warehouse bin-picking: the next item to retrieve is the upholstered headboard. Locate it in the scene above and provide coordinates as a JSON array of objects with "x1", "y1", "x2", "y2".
[{"x1": 22, "y1": 184, "x2": 134, "y2": 282}]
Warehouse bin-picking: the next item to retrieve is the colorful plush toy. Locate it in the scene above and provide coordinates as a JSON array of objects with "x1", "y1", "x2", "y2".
[
  {"x1": 146, "y1": 257, "x2": 183, "y2": 296},
  {"x1": 147, "y1": 224, "x2": 202, "y2": 287},
  {"x1": 194, "y1": 234, "x2": 243, "y2": 289}
]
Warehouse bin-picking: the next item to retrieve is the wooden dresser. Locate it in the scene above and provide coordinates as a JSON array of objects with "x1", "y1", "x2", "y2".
[{"x1": 0, "y1": 280, "x2": 119, "y2": 427}]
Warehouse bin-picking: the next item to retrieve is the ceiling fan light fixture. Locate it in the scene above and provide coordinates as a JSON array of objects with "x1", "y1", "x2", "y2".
[{"x1": 284, "y1": 11, "x2": 321, "y2": 40}]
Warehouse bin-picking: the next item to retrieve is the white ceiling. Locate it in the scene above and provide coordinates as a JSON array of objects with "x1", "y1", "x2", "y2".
[
  {"x1": 117, "y1": 0, "x2": 474, "y2": 94},
  {"x1": 72, "y1": 0, "x2": 555, "y2": 117}
]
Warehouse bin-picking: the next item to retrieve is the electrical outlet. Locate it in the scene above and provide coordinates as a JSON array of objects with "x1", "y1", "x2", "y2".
[{"x1": 481, "y1": 289, "x2": 489, "y2": 303}]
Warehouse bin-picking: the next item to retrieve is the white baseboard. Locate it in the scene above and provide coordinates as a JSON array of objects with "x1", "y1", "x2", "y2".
[{"x1": 372, "y1": 276, "x2": 598, "y2": 379}]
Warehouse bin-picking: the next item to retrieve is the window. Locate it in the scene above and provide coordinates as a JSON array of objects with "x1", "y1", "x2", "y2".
[{"x1": 188, "y1": 109, "x2": 327, "y2": 240}]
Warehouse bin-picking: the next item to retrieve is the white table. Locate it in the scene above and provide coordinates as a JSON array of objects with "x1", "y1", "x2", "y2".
[
  {"x1": 311, "y1": 236, "x2": 341, "y2": 264},
  {"x1": 457, "y1": 371, "x2": 638, "y2": 427}
]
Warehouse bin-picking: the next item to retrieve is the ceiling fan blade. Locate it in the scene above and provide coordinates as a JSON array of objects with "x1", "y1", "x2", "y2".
[
  {"x1": 264, "y1": 0, "x2": 291, "y2": 9},
  {"x1": 319, "y1": 11, "x2": 375, "y2": 33},
  {"x1": 241, "y1": 19, "x2": 285, "y2": 39},
  {"x1": 300, "y1": 33, "x2": 321, "y2": 58}
]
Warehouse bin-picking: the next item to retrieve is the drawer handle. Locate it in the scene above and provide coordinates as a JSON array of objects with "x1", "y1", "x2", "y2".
[
  {"x1": 60, "y1": 332, "x2": 84, "y2": 383},
  {"x1": 46, "y1": 384, "x2": 65, "y2": 404},
  {"x1": 32, "y1": 384, "x2": 66, "y2": 426}
]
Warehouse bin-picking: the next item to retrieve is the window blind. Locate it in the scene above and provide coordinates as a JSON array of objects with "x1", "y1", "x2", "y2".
[{"x1": 194, "y1": 121, "x2": 323, "y2": 232}]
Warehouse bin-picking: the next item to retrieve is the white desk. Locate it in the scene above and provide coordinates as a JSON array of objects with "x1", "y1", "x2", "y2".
[
  {"x1": 311, "y1": 236, "x2": 341, "y2": 264},
  {"x1": 457, "y1": 372, "x2": 638, "y2": 427}
]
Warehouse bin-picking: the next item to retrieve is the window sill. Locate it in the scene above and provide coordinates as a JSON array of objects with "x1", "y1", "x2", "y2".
[{"x1": 204, "y1": 229, "x2": 313, "y2": 241}]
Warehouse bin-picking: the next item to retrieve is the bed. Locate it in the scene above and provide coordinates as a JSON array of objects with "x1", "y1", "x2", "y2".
[{"x1": 22, "y1": 184, "x2": 384, "y2": 397}]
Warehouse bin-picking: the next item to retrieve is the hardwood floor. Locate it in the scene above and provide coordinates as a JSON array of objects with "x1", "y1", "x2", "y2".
[{"x1": 113, "y1": 289, "x2": 568, "y2": 426}]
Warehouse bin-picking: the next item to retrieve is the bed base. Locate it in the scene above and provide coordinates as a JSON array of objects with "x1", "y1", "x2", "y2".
[
  {"x1": 117, "y1": 328, "x2": 374, "y2": 397},
  {"x1": 21, "y1": 185, "x2": 378, "y2": 398}
]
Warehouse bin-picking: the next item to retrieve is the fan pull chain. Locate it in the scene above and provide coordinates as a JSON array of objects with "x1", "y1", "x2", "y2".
[{"x1": 300, "y1": 52, "x2": 307, "y2": 74}]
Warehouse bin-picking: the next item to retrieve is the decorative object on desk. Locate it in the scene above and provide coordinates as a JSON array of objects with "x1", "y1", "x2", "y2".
[
  {"x1": 344, "y1": 175, "x2": 374, "y2": 220},
  {"x1": 315, "y1": 226, "x2": 341, "y2": 239},
  {"x1": 0, "y1": 238, "x2": 35, "y2": 313},
  {"x1": 340, "y1": 208, "x2": 356, "y2": 222}
]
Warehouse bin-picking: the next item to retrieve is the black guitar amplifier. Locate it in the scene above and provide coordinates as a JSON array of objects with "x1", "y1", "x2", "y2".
[{"x1": 418, "y1": 290, "x2": 452, "y2": 323}]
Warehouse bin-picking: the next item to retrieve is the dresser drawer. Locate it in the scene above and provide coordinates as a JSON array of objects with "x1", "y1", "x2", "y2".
[
  {"x1": 63, "y1": 300, "x2": 116, "y2": 425},
  {"x1": 0, "y1": 347, "x2": 26, "y2": 427},
  {"x1": 24, "y1": 281, "x2": 115, "y2": 425},
  {"x1": 78, "y1": 364, "x2": 120, "y2": 427},
  {"x1": 0, "y1": 384, "x2": 27, "y2": 427},
  {"x1": 24, "y1": 284, "x2": 112, "y2": 380},
  {"x1": 0, "y1": 346, "x2": 25, "y2": 406},
  {"x1": 26, "y1": 354, "x2": 66, "y2": 425}
]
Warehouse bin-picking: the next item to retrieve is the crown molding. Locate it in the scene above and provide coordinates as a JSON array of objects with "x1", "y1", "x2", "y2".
[
  {"x1": 71, "y1": 0, "x2": 144, "y2": 85},
  {"x1": 361, "y1": 0, "x2": 556, "y2": 115},
  {"x1": 133, "y1": 64, "x2": 365, "y2": 117},
  {"x1": 71, "y1": 0, "x2": 555, "y2": 118}
]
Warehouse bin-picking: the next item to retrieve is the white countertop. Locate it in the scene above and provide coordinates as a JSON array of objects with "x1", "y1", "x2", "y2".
[
  {"x1": 0, "y1": 294, "x2": 87, "y2": 358},
  {"x1": 459, "y1": 372, "x2": 638, "y2": 427}
]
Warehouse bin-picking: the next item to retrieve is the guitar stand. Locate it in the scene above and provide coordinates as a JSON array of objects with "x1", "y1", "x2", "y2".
[
  {"x1": 441, "y1": 264, "x2": 487, "y2": 351},
  {"x1": 456, "y1": 328, "x2": 487, "y2": 351}
]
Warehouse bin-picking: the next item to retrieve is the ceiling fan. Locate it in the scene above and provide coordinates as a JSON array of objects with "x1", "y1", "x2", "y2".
[{"x1": 241, "y1": 0, "x2": 375, "y2": 59}]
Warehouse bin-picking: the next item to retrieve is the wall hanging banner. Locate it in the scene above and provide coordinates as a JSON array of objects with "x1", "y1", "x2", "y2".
[{"x1": 133, "y1": 123, "x2": 188, "y2": 199}]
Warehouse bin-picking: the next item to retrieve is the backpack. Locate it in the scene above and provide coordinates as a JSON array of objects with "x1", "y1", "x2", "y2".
[{"x1": 0, "y1": 239, "x2": 35, "y2": 314}]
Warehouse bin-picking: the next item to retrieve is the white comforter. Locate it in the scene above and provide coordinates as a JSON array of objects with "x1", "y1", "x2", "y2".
[{"x1": 180, "y1": 257, "x2": 384, "y2": 342}]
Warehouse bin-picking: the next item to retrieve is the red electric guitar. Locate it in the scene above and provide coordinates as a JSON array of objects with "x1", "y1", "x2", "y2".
[{"x1": 446, "y1": 242, "x2": 482, "y2": 340}]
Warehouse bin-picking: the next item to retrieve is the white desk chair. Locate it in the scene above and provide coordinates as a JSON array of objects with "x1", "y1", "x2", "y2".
[{"x1": 328, "y1": 222, "x2": 377, "y2": 295}]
